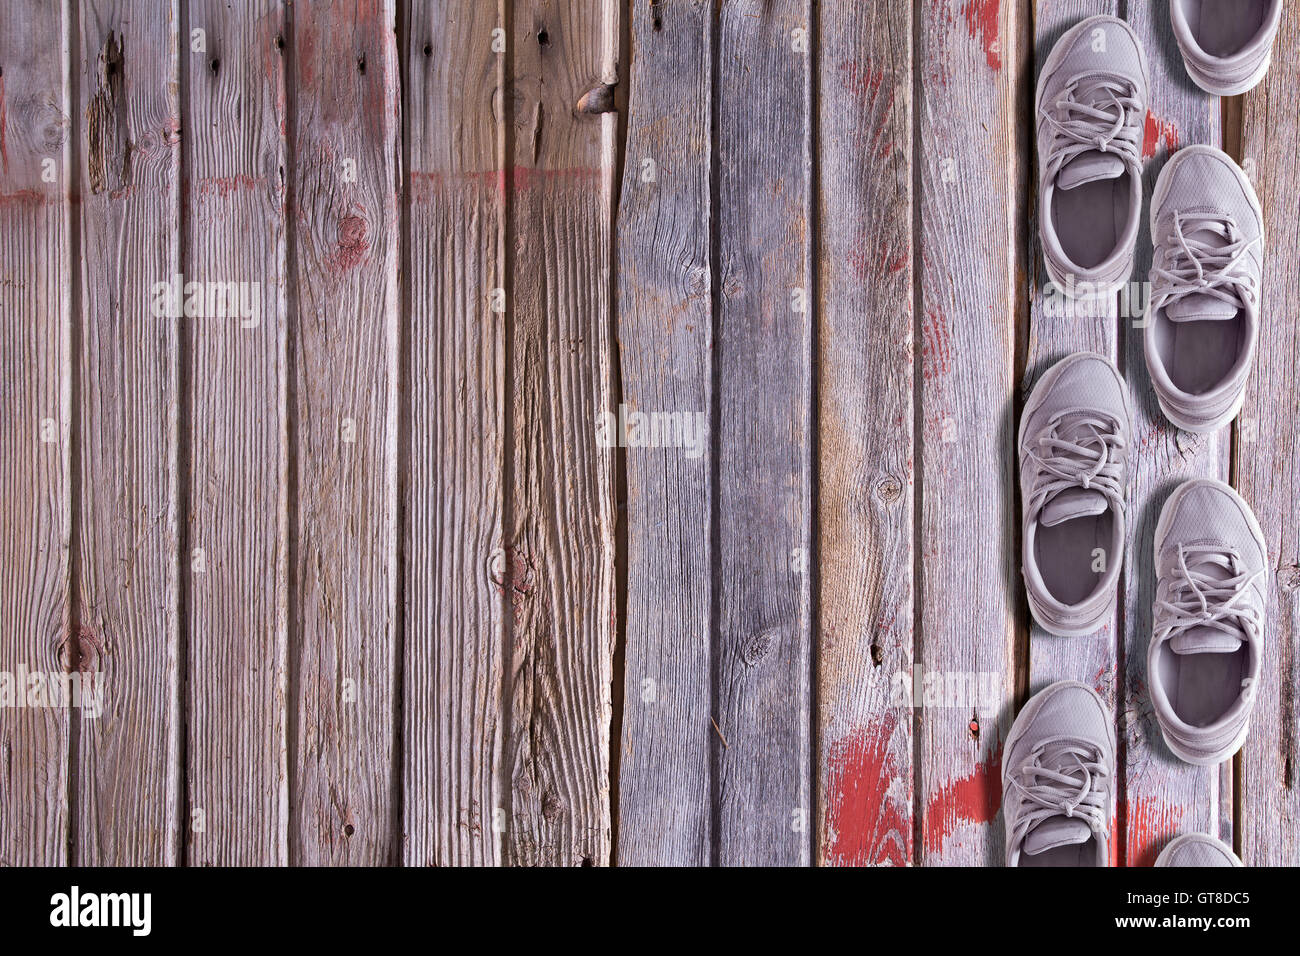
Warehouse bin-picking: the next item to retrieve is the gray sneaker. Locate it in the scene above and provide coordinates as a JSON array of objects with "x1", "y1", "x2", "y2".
[
  {"x1": 1019, "y1": 353, "x2": 1131, "y2": 637},
  {"x1": 1003, "y1": 681, "x2": 1114, "y2": 867},
  {"x1": 1154, "y1": 833, "x2": 1244, "y2": 867},
  {"x1": 1036, "y1": 15, "x2": 1149, "y2": 297},
  {"x1": 1149, "y1": 478, "x2": 1266, "y2": 766},
  {"x1": 1171, "y1": 0, "x2": 1283, "y2": 95},
  {"x1": 1146, "y1": 146, "x2": 1263, "y2": 434}
]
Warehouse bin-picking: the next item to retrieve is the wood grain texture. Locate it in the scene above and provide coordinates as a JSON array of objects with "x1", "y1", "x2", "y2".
[
  {"x1": 73, "y1": 1, "x2": 181, "y2": 866},
  {"x1": 1118, "y1": 1, "x2": 1229, "y2": 868},
  {"x1": 185, "y1": 0, "x2": 289, "y2": 866},
  {"x1": 1024, "y1": 0, "x2": 1119, "y2": 867},
  {"x1": 814, "y1": 0, "x2": 914, "y2": 868},
  {"x1": 714, "y1": 0, "x2": 811, "y2": 867},
  {"x1": 287, "y1": 0, "x2": 401, "y2": 865},
  {"x1": 614, "y1": 0, "x2": 714, "y2": 867},
  {"x1": 401, "y1": 0, "x2": 507, "y2": 866},
  {"x1": 0, "y1": 0, "x2": 72, "y2": 867},
  {"x1": 1237, "y1": 2, "x2": 1300, "y2": 867},
  {"x1": 507, "y1": 0, "x2": 617, "y2": 866}
]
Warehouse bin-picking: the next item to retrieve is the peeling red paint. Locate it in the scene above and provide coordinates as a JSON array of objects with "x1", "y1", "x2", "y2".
[
  {"x1": 922, "y1": 304, "x2": 952, "y2": 380},
  {"x1": 962, "y1": 0, "x2": 1002, "y2": 71},
  {"x1": 0, "y1": 72, "x2": 8, "y2": 175},
  {"x1": 1126, "y1": 796, "x2": 1183, "y2": 867},
  {"x1": 197, "y1": 174, "x2": 263, "y2": 199},
  {"x1": 328, "y1": 214, "x2": 370, "y2": 272},
  {"x1": 823, "y1": 713, "x2": 911, "y2": 866},
  {"x1": 409, "y1": 166, "x2": 600, "y2": 202},
  {"x1": 924, "y1": 742, "x2": 1003, "y2": 854},
  {"x1": 1142, "y1": 110, "x2": 1179, "y2": 160}
]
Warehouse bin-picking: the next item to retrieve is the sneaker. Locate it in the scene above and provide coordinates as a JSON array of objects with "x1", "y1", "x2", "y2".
[
  {"x1": 1149, "y1": 478, "x2": 1266, "y2": 765},
  {"x1": 1019, "y1": 353, "x2": 1131, "y2": 637},
  {"x1": 1171, "y1": 0, "x2": 1283, "y2": 95},
  {"x1": 1146, "y1": 145, "x2": 1263, "y2": 434},
  {"x1": 1154, "y1": 833, "x2": 1244, "y2": 867},
  {"x1": 1036, "y1": 15, "x2": 1149, "y2": 297},
  {"x1": 1003, "y1": 681, "x2": 1114, "y2": 867}
]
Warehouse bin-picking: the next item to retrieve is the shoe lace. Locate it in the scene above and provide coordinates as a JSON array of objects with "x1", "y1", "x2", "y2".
[
  {"x1": 1040, "y1": 74, "x2": 1142, "y2": 183},
  {"x1": 1009, "y1": 737, "x2": 1109, "y2": 848},
  {"x1": 1154, "y1": 543, "x2": 1263, "y2": 645},
  {"x1": 1026, "y1": 413, "x2": 1126, "y2": 519},
  {"x1": 1151, "y1": 210, "x2": 1260, "y2": 313}
]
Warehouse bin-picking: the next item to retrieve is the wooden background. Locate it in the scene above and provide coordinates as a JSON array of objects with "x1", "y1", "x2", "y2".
[{"x1": 0, "y1": 0, "x2": 1296, "y2": 866}]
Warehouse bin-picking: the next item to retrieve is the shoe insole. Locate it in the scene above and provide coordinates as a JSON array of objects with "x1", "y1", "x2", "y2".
[
  {"x1": 1155, "y1": 316, "x2": 1245, "y2": 394},
  {"x1": 1183, "y1": 0, "x2": 1269, "y2": 57},
  {"x1": 1035, "y1": 513, "x2": 1113, "y2": 606},
  {"x1": 1159, "y1": 647, "x2": 1247, "y2": 727},
  {"x1": 1051, "y1": 177, "x2": 1130, "y2": 271},
  {"x1": 1020, "y1": 839, "x2": 1098, "y2": 867}
]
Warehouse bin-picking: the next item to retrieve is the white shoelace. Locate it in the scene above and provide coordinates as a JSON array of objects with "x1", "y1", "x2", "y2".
[
  {"x1": 1009, "y1": 737, "x2": 1109, "y2": 850},
  {"x1": 1026, "y1": 413, "x2": 1126, "y2": 519},
  {"x1": 1154, "y1": 544, "x2": 1263, "y2": 645},
  {"x1": 1151, "y1": 211, "x2": 1259, "y2": 313},
  {"x1": 1041, "y1": 74, "x2": 1142, "y2": 183}
]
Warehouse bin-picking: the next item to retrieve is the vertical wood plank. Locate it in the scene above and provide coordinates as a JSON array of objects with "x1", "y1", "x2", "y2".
[
  {"x1": 185, "y1": 0, "x2": 290, "y2": 866},
  {"x1": 74, "y1": 1, "x2": 181, "y2": 865},
  {"x1": 918, "y1": 0, "x2": 1022, "y2": 866},
  {"x1": 507, "y1": 0, "x2": 618, "y2": 866},
  {"x1": 1119, "y1": 1, "x2": 1228, "y2": 868},
  {"x1": 0, "y1": 0, "x2": 72, "y2": 867},
  {"x1": 401, "y1": 0, "x2": 507, "y2": 866},
  {"x1": 287, "y1": 0, "x2": 401, "y2": 865},
  {"x1": 1237, "y1": 4, "x2": 1300, "y2": 867},
  {"x1": 614, "y1": 0, "x2": 714, "y2": 867},
  {"x1": 714, "y1": 0, "x2": 811, "y2": 867},
  {"x1": 814, "y1": 0, "x2": 914, "y2": 867},
  {"x1": 1024, "y1": 0, "x2": 1119, "y2": 866}
]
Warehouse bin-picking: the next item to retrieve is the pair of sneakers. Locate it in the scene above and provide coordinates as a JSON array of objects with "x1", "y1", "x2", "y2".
[
  {"x1": 1038, "y1": 15, "x2": 1267, "y2": 434},
  {"x1": 1001, "y1": 680, "x2": 1244, "y2": 867}
]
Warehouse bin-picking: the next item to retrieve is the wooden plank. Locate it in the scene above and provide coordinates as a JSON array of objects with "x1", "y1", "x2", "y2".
[
  {"x1": 714, "y1": 0, "x2": 811, "y2": 866},
  {"x1": 1023, "y1": 0, "x2": 1119, "y2": 866},
  {"x1": 0, "y1": 0, "x2": 72, "y2": 867},
  {"x1": 401, "y1": 0, "x2": 507, "y2": 866},
  {"x1": 73, "y1": 1, "x2": 181, "y2": 866},
  {"x1": 185, "y1": 0, "x2": 289, "y2": 866},
  {"x1": 614, "y1": 0, "x2": 714, "y2": 867},
  {"x1": 1237, "y1": 3, "x2": 1300, "y2": 867},
  {"x1": 918, "y1": 0, "x2": 1022, "y2": 865},
  {"x1": 1118, "y1": 1, "x2": 1228, "y2": 868},
  {"x1": 506, "y1": 0, "x2": 618, "y2": 866},
  {"x1": 814, "y1": 0, "x2": 914, "y2": 867},
  {"x1": 287, "y1": 0, "x2": 401, "y2": 865}
]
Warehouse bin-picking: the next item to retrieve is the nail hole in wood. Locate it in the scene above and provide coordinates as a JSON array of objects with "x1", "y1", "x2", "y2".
[
  {"x1": 537, "y1": 28, "x2": 549, "y2": 46},
  {"x1": 344, "y1": 824, "x2": 355, "y2": 837},
  {"x1": 209, "y1": 58, "x2": 220, "y2": 75},
  {"x1": 275, "y1": 35, "x2": 284, "y2": 51},
  {"x1": 653, "y1": 16, "x2": 662, "y2": 31},
  {"x1": 423, "y1": 42, "x2": 432, "y2": 56},
  {"x1": 358, "y1": 55, "x2": 366, "y2": 74}
]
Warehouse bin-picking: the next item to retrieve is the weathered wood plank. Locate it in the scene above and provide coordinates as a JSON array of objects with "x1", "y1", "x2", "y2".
[
  {"x1": 287, "y1": 0, "x2": 401, "y2": 865},
  {"x1": 714, "y1": 0, "x2": 811, "y2": 867},
  {"x1": 401, "y1": 0, "x2": 507, "y2": 866},
  {"x1": 185, "y1": 0, "x2": 289, "y2": 866},
  {"x1": 1237, "y1": 3, "x2": 1300, "y2": 867},
  {"x1": 814, "y1": 0, "x2": 914, "y2": 868},
  {"x1": 1024, "y1": 0, "x2": 1119, "y2": 867},
  {"x1": 507, "y1": 0, "x2": 618, "y2": 866},
  {"x1": 614, "y1": 0, "x2": 714, "y2": 867},
  {"x1": 918, "y1": 0, "x2": 1022, "y2": 866},
  {"x1": 1119, "y1": 1, "x2": 1228, "y2": 868},
  {"x1": 73, "y1": 1, "x2": 181, "y2": 866},
  {"x1": 0, "y1": 0, "x2": 72, "y2": 867}
]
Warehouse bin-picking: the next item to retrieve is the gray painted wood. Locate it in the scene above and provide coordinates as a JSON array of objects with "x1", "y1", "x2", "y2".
[
  {"x1": 1238, "y1": 5, "x2": 1300, "y2": 866},
  {"x1": 401, "y1": 0, "x2": 507, "y2": 867},
  {"x1": 815, "y1": 0, "x2": 914, "y2": 867},
  {"x1": 918, "y1": 0, "x2": 1022, "y2": 865},
  {"x1": 507, "y1": 0, "x2": 618, "y2": 866},
  {"x1": 714, "y1": 0, "x2": 812, "y2": 867},
  {"x1": 615, "y1": 0, "x2": 714, "y2": 867},
  {"x1": 287, "y1": 0, "x2": 401, "y2": 865},
  {"x1": 185, "y1": 0, "x2": 290, "y2": 866},
  {"x1": 0, "y1": 0, "x2": 72, "y2": 868},
  {"x1": 73, "y1": 1, "x2": 182, "y2": 866}
]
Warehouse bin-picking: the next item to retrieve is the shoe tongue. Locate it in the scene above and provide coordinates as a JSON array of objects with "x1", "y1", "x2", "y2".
[
  {"x1": 1041, "y1": 487, "x2": 1109, "y2": 528},
  {"x1": 1171, "y1": 625, "x2": 1244, "y2": 655},
  {"x1": 1166, "y1": 293, "x2": 1239, "y2": 322},
  {"x1": 1058, "y1": 150, "x2": 1125, "y2": 190},
  {"x1": 1024, "y1": 816, "x2": 1094, "y2": 856}
]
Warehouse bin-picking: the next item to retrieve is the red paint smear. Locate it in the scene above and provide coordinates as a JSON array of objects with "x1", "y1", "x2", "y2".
[
  {"x1": 962, "y1": 0, "x2": 1002, "y2": 71},
  {"x1": 924, "y1": 741, "x2": 1003, "y2": 854},
  {"x1": 1125, "y1": 796, "x2": 1184, "y2": 867},
  {"x1": 0, "y1": 73, "x2": 8, "y2": 175},
  {"x1": 409, "y1": 166, "x2": 600, "y2": 201},
  {"x1": 327, "y1": 214, "x2": 370, "y2": 272},
  {"x1": 922, "y1": 304, "x2": 951, "y2": 380},
  {"x1": 823, "y1": 712, "x2": 911, "y2": 866},
  {"x1": 197, "y1": 174, "x2": 263, "y2": 200},
  {"x1": 1142, "y1": 110, "x2": 1180, "y2": 160}
]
